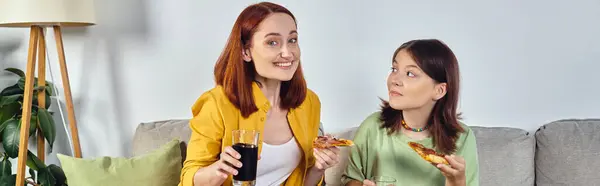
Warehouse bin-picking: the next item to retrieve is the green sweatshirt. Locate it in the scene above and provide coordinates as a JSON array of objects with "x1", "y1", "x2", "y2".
[{"x1": 341, "y1": 112, "x2": 480, "y2": 186}]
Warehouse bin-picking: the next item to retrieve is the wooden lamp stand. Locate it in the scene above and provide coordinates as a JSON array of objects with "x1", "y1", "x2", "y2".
[
  {"x1": 14, "y1": 25, "x2": 84, "y2": 186},
  {"x1": 0, "y1": 0, "x2": 96, "y2": 185}
]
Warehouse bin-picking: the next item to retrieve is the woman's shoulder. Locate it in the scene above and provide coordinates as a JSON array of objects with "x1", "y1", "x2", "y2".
[
  {"x1": 457, "y1": 121, "x2": 475, "y2": 138},
  {"x1": 355, "y1": 111, "x2": 384, "y2": 134},
  {"x1": 191, "y1": 86, "x2": 231, "y2": 116},
  {"x1": 305, "y1": 88, "x2": 320, "y2": 105},
  {"x1": 362, "y1": 111, "x2": 382, "y2": 126},
  {"x1": 194, "y1": 85, "x2": 228, "y2": 99},
  {"x1": 455, "y1": 120, "x2": 477, "y2": 150},
  {"x1": 297, "y1": 88, "x2": 321, "y2": 112}
]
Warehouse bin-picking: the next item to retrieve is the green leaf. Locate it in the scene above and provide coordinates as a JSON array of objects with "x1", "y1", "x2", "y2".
[
  {"x1": 0, "y1": 84, "x2": 23, "y2": 96},
  {"x1": 0, "y1": 102, "x2": 20, "y2": 126},
  {"x1": 18, "y1": 116, "x2": 38, "y2": 138},
  {"x1": 31, "y1": 115, "x2": 38, "y2": 137},
  {"x1": 18, "y1": 77, "x2": 42, "y2": 92},
  {"x1": 1, "y1": 120, "x2": 19, "y2": 158},
  {"x1": 37, "y1": 166, "x2": 56, "y2": 186},
  {"x1": 45, "y1": 93, "x2": 51, "y2": 109},
  {"x1": 18, "y1": 77, "x2": 53, "y2": 92},
  {"x1": 45, "y1": 82, "x2": 55, "y2": 96},
  {"x1": 37, "y1": 108, "x2": 56, "y2": 151},
  {"x1": 0, "y1": 117, "x2": 38, "y2": 152},
  {"x1": 48, "y1": 164, "x2": 66, "y2": 185},
  {"x1": 0, "y1": 118, "x2": 17, "y2": 138},
  {"x1": 26, "y1": 150, "x2": 46, "y2": 171},
  {"x1": 0, "y1": 94, "x2": 22, "y2": 107},
  {"x1": 0, "y1": 174, "x2": 16, "y2": 186},
  {"x1": 0, "y1": 156, "x2": 11, "y2": 177},
  {"x1": 18, "y1": 78, "x2": 54, "y2": 108},
  {"x1": 33, "y1": 86, "x2": 46, "y2": 92},
  {"x1": 28, "y1": 168, "x2": 35, "y2": 183},
  {"x1": 17, "y1": 77, "x2": 30, "y2": 90},
  {"x1": 32, "y1": 92, "x2": 51, "y2": 109},
  {"x1": 4, "y1": 68, "x2": 25, "y2": 78}
]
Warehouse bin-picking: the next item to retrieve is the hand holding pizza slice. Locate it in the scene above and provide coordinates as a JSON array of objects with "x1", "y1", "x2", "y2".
[
  {"x1": 408, "y1": 142, "x2": 467, "y2": 184},
  {"x1": 311, "y1": 135, "x2": 351, "y2": 170}
]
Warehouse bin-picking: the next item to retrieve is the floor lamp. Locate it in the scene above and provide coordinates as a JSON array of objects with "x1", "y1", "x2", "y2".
[{"x1": 0, "y1": 0, "x2": 95, "y2": 185}]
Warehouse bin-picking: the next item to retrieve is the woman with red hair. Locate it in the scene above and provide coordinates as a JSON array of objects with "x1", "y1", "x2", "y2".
[{"x1": 179, "y1": 2, "x2": 339, "y2": 186}]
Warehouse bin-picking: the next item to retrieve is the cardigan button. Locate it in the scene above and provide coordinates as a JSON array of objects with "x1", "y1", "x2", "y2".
[{"x1": 260, "y1": 117, "x2": 265, "y2": 121}]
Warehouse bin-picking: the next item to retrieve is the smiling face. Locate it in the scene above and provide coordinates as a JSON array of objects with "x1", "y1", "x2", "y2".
[
  {"x1": 387, "y1": 49, "x2": 447, "y2": 110},
  {"x1": 242, "y1": 13, "x2": 300, "y2": 81}
]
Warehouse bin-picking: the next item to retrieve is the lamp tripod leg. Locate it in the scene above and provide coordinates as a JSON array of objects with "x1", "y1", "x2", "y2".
[
  {"x1": 37, "y1": 27, "x2": 47, "y2": 162},
  {"x1": 53, "y1": 26, "x2": 82, "y2": 158},
  {"x1": 16, "y1": 25, "x2": 41, "y2": 186}
]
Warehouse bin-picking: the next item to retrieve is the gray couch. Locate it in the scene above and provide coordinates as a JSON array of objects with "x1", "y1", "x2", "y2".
[{"x1": 132, "y1": 119, "x2": 600, "y2": 186}]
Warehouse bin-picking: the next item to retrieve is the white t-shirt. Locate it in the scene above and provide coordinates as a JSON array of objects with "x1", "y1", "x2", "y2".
[{"x1": 255, "y1": 137, "x2": 302, "y2": 186}]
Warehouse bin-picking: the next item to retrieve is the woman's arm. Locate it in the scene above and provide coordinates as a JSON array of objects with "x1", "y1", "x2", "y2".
[
  {"x1": 180, "y1": 92, "x2": 228, "y2": 186},
  {"x1": 461, "y1": 127, "x2": 480, "y2": 186},
  {"x1": 304, "y1": 90, "x2": 326, "y2": 185},
  {"x1": 304, "y1": 146, "x2": 341, "y2": 185},
  {"x1": 304, "y1": 166, "x2": 325, "y2": 185},
  {"x1": 341, "y1": 113, "x2": 379, "y2": 185},
  {"x1": 190, "y1": 146, "x2": 242, "y2": 186},
  {"x1": 439, "y1": 127, "x2": 480, "y2": 186}
]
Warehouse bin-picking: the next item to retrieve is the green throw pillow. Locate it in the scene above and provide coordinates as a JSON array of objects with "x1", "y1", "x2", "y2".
[{"x1": 57, "y1": 139, "x2": 182, "y2": 186}]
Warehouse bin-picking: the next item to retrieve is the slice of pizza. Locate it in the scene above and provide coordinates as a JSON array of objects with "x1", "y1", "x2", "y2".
[
  {"x1": 408, "y1": 142, "x2": 449, "y2": 165},
  {"x1": 313, "y1": 136, "x2": 354, "y2": 148}
]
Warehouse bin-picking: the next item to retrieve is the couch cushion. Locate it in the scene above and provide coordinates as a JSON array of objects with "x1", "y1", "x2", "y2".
[
  {"x1": 132, "y1": 119, "x2": 191, "y2": 159},
  {"x1": 58, "y1": 139, "x2": 182, "y2": 186},
  {"x1": 535, "y1": 119, "x2": 600, "y2": 186},
  {"x1": 471, "y1": 126, "x2": 535, "y2": 186}
]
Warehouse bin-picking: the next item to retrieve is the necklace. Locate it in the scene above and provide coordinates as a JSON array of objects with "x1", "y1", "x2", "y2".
[{"x1": 401, "y1": 119, "x2": 429, "y2": 132}]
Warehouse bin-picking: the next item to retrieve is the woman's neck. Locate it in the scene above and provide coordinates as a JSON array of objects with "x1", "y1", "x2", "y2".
[
  {"x1": 400, "y1": 105, "x2": 435, "y2": 140},
  {"x1": 402, "y1": 105, "x2": 434, "y2": 129},
  {"x1": 256, "y1": 76, "x2": 282, "y2": 108}
]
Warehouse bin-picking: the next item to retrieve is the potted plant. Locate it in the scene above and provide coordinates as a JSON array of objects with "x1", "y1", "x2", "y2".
[{"x1": 0, "y1": 68, "x2": 67, "y2": 185}]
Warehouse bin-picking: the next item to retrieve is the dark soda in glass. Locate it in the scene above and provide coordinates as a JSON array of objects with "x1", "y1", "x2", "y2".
[
  {"x1": 232, "y1": 143, "x2": 258, "y2": 181},
  {"x1": 232, "y1": 130, "x2": 259, "y2": 186}
]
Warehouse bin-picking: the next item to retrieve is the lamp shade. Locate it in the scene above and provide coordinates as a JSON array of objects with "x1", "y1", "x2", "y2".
[{"x1": 0, "y1": 0, "x2": 96, "y2": 27}]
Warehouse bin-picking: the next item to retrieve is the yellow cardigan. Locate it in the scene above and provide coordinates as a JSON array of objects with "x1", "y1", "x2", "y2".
[{"x1": 179, "y1": 82, "x2": 323, "y2": 186}]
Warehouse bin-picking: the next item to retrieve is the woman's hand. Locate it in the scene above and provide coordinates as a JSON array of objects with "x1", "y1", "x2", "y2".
[
  {"x1": 305, "y1": 135, "x2": 342, "y2": 185},
  {"x1": 361, "y1": 179, "x2": 376, "y2": 186},
  {"x1": 305, "y1": 146, "x2": 340, "y2": 185},
  {"x1": 313, "y1": 146, "x2": 341, "y2": 170},
  {"x1": 437, "y1": 155, "x2": 466, "y2": 186},
  {"x1": 195, "y1": 146, "x2": 242, "y2": 186},
  {"x1": 344, "y1": 179, "x2": 375, "y2": 186}
]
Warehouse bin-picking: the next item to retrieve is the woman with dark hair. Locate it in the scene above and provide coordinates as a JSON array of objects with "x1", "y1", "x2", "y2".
[
  {"x1": 342, "y1": 39, "x2": 480, "y2": 186},
  {"x1": 179, "y1": 2, "x2": 339, "y2": 186}
]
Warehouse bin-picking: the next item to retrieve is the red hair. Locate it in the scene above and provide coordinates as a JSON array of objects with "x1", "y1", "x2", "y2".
[{"x1": 214, "y1": 2, "x2": 307, "y2": 118}]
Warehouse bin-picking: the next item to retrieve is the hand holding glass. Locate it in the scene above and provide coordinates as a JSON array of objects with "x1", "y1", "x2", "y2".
[
  {"x1": 232, "y1": 130, "x2": 260, "y2": 186},
  {"x1": 370, "y1": 176, "x2": 397, "y2": 186}
]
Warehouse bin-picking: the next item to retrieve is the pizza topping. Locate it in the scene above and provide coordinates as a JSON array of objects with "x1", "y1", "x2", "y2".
[
  {"x1": 313, "y1": 136, "x2": 354, "y2": 148},
  {"x1": 408, "y1": 142, "x2": 449, "y2": 165}
]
